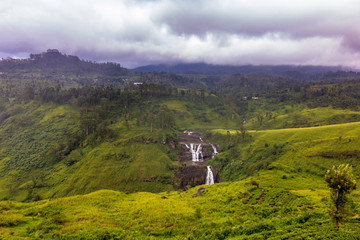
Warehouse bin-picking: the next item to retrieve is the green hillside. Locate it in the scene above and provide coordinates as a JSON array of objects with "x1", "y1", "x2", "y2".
[
  {"x1": 244, "y1": 105, "x2": 360, "y2": 130},
  {"x1": 209, "y1": 121, "x2": 360, "y2": 183},
  {"x1": 0, "y1": 102, "x2": 80, "y2": 201},
  {"x1": 0, "y1": 101, "x2": 176, "y2": 201},
  {"x1": 1, "y1": 120, "x2": 359, "y2": 239},
  {"x1": 0, "y1": 86, "x2": 240, "y2": 201}
]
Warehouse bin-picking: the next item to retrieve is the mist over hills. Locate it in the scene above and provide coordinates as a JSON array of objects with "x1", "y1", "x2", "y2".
[
  {"x1": 0, "y1": 50, "x2": 358, "y2": 83},
  {"x1": 133, "y1": 62, "x2": 348, "y2": 77},
  {"x1": 0, "y1": 49, "x2": 352, "y2": 79}
]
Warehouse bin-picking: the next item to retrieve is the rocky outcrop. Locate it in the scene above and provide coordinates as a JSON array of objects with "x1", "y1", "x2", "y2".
[{"x1": 175, "y1": 165, "x2": 207, "y2": 188}]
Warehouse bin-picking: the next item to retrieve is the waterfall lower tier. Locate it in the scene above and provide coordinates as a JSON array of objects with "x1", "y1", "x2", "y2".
[
  {"x1": 211, "y1": 144, "x2": 218, "y2": 158},
  {"x1": 205, "y1": 166, "x2": 214, "y2": 185}
]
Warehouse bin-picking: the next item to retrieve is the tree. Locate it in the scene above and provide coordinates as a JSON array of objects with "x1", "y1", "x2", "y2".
[
  {"x1": 325, "y1": 164, "x2": 357, "y2": 228},
  {"x1": 239, "y1": 121, "x2": 246, "y2": 140},
  {"x1": 23, "y1": 86, "x2": 35, "y2": 100},
  {"x1": 257, "y1": 113, "x2": 263, "y2": 126}
]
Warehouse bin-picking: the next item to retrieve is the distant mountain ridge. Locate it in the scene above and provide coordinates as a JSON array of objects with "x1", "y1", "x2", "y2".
[
  {"x1": 0, "y1": 49, "x2": 131, "y2": 76},
  {"x1": 133, "y1": 63, "x2": 347, "y2": 76}
]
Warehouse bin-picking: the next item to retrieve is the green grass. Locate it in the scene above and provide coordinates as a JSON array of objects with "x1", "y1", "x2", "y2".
[
  {"x1": 0, "y1": 102, "x2": 80, "y2": 201},
  {"x1": 162, "y1": 98, "x2": 239, "y2": 130},
  {"x1": 209, "y1": 122, "x2": 360, "y2": 194},
  {"x1": 244, "y1": 105, "x2": 360, "y2": 130},
  {"x1": 0, "y1": 180, "x2": 359, "y2": 239},
  {"x1": 48, "y1": 141, "x2": 177, "y2": 198},
  {"x1": 214, "y1": 121, "x2": 360, "y2": 144}
]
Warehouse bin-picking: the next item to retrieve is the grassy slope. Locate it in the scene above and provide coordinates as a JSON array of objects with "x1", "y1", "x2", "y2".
[
  {"x1": 47, "y1": 129, "x2": 178, "y2": 198},
  {"x1": 244, "y1": 103, "x2": 360, "y2": 130},
  {"x1": 0, "y1": 102, "x2": 80, "y2": 201},
  {"x1": 211, "y1": 121, "x2": 360, "y2": 182},
  {"x1": 0, "y1": 182, "x2": 359, "y2": 239},
  {"x1": 0, "y1": 102, "x2": 179, "y2": 201},
  {"x1": 163, "y1": 98, "x2": 238, "y2": 130}
]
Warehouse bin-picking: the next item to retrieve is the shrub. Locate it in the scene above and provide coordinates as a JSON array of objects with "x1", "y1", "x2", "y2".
[{"x1": 325, "y1": 164, "x2": 357, "y2": 228}]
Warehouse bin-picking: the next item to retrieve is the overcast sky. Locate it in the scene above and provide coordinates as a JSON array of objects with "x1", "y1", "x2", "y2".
[{"x1": 0, "y1": 0, "x2": 359, "y2": 68}]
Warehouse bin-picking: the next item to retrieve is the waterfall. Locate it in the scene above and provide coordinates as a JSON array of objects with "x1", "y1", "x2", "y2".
[
  {"x1": 211, "y1": 144, "x2": 218, "y2": 158},
  {"x1": 185, "y1": 143, "x2": 203, "y2": 161},
  {"x1": 183, "y1": 130, "x2": 192, "y2": 135},
  {"x1": 205, "y1": 166, "x2": 214, "y2": 185}
]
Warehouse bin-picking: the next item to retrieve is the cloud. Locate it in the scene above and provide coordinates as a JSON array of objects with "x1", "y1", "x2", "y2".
[{"x1": 0, "y1": 0, "x2": 359, "y2": 68}]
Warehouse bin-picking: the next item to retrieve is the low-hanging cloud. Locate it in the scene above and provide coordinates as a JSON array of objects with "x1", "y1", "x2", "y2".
[{"x1": 0, "y1": 0, "x2": 359, "y2": 68}]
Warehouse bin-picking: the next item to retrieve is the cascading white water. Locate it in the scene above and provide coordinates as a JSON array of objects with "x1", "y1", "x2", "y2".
[
  {"x1": 185, "y1": 143, "x2": 203, "y2": 161},
  {"x1": 211, "y1": 144, "x2": 218, "y2": 158},
  {"x1": 205, "y1": 166, "x2": 214, "y2": 185}
]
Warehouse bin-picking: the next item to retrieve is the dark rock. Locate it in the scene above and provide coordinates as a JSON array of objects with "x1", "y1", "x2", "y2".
[
  {"x1": 251, "y1": 180, "x2": 259, "y2": 188},
  {"x1": 179, "y1": 131, "x2": 203, "y2": 143},
  {"x1": 242, "y1": 192, "x2": 249, "y2": 196},
  {"x1": 193, "y1": 187, "x2": 207, "y2": 197},
  {"x1": 174, "y1": 165, "x2": 207, "y2": 189},
  {"x1": 267, "y1": 166, "x2": 276, "y2": 170},
  {"x1": 160, "y1": 196, "x2": 168, "y2": 199},
  {"x1": 168, "y1": 140, "x2": 176, "y2": 149}
]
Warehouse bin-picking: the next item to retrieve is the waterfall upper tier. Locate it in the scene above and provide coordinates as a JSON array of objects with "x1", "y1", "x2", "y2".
[
  {"x1": 179, "y1": 143, "x2": 215, "y2": 164},
  {"x1": 185, "y1": 143, "x2": 203, "y2": 162},
  {"x1": 179, "y1": 131, "x2": 219, "y2": 164}
]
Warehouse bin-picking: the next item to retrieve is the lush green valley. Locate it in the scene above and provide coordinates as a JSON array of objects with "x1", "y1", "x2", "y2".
[
  {"x1": 1, "y1": 122, "x2": 360, "y2": 239},
  {"x1": 0, "y1": 51, "x2": 360, "y2": 239},
  {"x1": 1, "y1": 102, "x2": 360, "y2": 239}
]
